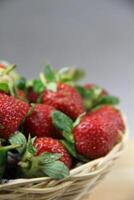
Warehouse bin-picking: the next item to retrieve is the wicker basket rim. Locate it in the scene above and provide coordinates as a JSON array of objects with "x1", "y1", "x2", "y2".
[{"x1": 0, "y1": 125, "x2": 128, "y2": 189}]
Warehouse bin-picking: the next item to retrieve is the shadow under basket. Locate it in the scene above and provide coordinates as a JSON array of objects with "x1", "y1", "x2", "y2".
[{"x1": 0, "y1": 130, "x2": 128, "y2": 200}]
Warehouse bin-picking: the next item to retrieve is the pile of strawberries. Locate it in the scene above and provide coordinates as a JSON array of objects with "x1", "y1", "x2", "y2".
[{"x1": 0, "y1": 62, "x2": 125, "y2": 180}]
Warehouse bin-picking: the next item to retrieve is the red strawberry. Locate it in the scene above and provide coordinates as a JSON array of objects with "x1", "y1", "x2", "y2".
[
  {"x1": 73, "y1": 105, "x2": 125, "y2": 159},
  {"x1": 0, "y1": 63, "x2": 6, "y2": 69},
  {"x1": 23, "y1": 104, "x2": 60, "y2": 138},
  {"x1": 27, "y1": 86, "x2": 39, "y2": 103},
  {"x1": 84, "y1": 83, "x2": 108, "y2": 96},
  {"x1": 34, "y1": 137, "x2": 72, "y2": 168},
  {"x1": 0, "y1": 93, "x2": 30, "y2": 139},
  {"x1": 42, "y1": 83, "x2": 85, "y2": 120},
  {"x1": 16, "y1": 89, "x2": 27, "y2": 101}
]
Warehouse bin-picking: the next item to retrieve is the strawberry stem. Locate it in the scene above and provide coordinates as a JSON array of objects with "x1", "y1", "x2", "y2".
[
  {"x1": 0, "y1": 144, "x2": 21, "y2": 151},
  {"x1": 3, "y1": 65, "x2": 16, "y2": 75},
  {"x1": 18, "y1": 161, "x2": 29, "y2": 168},
  {"x1": 40, "y1": 72, "x2": 47, "y2": 86}
]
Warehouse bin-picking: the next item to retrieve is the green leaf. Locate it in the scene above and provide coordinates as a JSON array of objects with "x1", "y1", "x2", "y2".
[
  {"x1": 9, "y1": 131, "x2": 27, "y2": 155},
  {"x1": 42, "y1": 160, "x2": 69, "y2": 179},
  {"x1": 98, "y1": 95, "x2": 120, "y2": 105},
  {"x1": 76, "y1": 85, "x2": 102, "y2": 99},
  {"x1": 47, "y1": 82, "x2": 57, "y2": 92},
  {"x1": 38, "y1": 153, "x2": 61, "y2": 164},
  {"x1": 2, "y1": 64, "x2": 16, "y2": 75},
  {"x1": 63, "y1": 131, "x2": 75, "y2": 143},
  {"x1": 33, "y1": 79, "x2": 45, "y2": 93},
  {"x1": 76, "y1": 85, "x2": 103, "y2": 110},
  {"x1": 16, "y1": 77, "x2": 26, "y2": 90},
  {"x1": 75, "y1": 85, "x2": 87, "y2": 98},
  {"x1": 0, "y1": 149, "x2": 7, "y2": 178},
  {"x1": 58, "y1": 68, "x2": 85, "y2": 82},
  {"x1": 61, "y1": 140, "x2": 77, "y2": 158},
  {"x1": 27, "y1": 135, "x2": 36, "y2": 155},
  {"x1": 0, "y1": 82, "x2": 9, "y2": 93},
  {"x1": 52, "y1": 111, "x2": 73, "y2": 133},
  {"x1": 26, "y1": 103, "x2": 35, "y2": 117},
  {"x1": 73, "y1": 112, "x2": 86, "y2": 127},
  {"x1": 61, "y1": 140, "x2": 89, "y2": 162},
  {"x1": 44, "y1": 64, "x2": 56, "y2": 82}
]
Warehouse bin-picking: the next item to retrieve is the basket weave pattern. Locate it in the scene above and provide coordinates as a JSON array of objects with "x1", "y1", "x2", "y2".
[{"x1": 0, "y1": 131, "x2": 127, "y2": 200}]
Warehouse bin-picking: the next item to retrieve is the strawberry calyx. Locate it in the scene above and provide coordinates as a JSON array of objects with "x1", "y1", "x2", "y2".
[
  {"x1": 0, "y1": 63, "x2": 24, "y2": 98},
  {"x1": 29, "y1": 65, "x2": 85, "y2": 97},
  {"x1": 51, "y1": 110, "x2": 89, "y2": 162},
  {"x1": 76, "y1": 85, "x2": 119, "y2": 110},
  {"x1": 10, "y1": 132, "x2": 69, "y2": 179}
]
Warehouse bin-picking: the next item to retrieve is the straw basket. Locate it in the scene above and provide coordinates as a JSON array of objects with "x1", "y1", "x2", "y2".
[{"x1": 0, "y1": 127, "x2": 128, "y2": 200}]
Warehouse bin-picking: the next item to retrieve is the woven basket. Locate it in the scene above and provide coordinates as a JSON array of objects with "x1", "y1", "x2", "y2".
[{"x1": 0, "y1": 127, "x2": 128, "y2": 200}]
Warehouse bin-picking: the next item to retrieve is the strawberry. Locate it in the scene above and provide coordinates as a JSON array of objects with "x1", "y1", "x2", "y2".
[
  {"x1": 27, "y1": 86, "x2": 39, "y2": 103},
  {"x1": 34, "y1": 137, "x2": 72, "y2": 168},
  {"x1": 23, "y1": 104, "x2": 60, "y2": 138},
  {"x1": 0, "y1": 93, "x2": 30, "y2": 139},
  {"x1": 73, "y1": 106, "x2": 125, "y2": 159},
  {"x1": 0, "y1": 63, "x2": 6, "y2": 69},
  {"x1": 16, "y1": 89, "x2": 27, "y2": 101},
  {"x1": 10, "y1": 132, "x2": 70, "y2": 179},
  {"x1": 42, "y1": 83, "x2": 85, "y2": 120}
]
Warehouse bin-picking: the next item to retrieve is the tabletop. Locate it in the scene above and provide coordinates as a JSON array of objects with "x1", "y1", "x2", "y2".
[{"x1": 84, "y1": 139, "x2": 134, "y2": 200}]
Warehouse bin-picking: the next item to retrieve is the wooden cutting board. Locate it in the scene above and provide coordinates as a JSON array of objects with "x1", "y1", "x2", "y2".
[{"x1": 84, "y1": 139, "x2": 134, "y2": 200}]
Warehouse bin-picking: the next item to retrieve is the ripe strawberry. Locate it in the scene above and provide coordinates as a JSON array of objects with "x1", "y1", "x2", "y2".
[
  {"x1": 42, "y1": 83, "x2": 85, "y2": 120},
  {"x1": 73, "y1": 106, "x2": 125, "y2": 159},
  {"x1": 27, "y1": 86, "x2": 39, "y2": 103},
  {"x1": 16, "y1": 89, "x2": 27, "y2": 101},
  {"x1": 0, "y1": 63, "x2": 6, "y2": 69},
  {"x1": 23, "y1": 104, "x2": 60, "y2": 138},
  {"x1": 0, "y1": 93, "x2": 30, "y2": 139},
  {"x1": 34, "y1": 137, "x2": 72, "y2": 168}
]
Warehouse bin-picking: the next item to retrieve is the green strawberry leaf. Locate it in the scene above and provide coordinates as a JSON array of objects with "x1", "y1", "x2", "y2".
[
  {"x1": 0, "y1": 148, "x2": 7, "y2": 178},
  {"x1": 75, "y1": 85, "x2": 88, "y2": 98},
  {"x1": 61, "y1": 140, "x2": 77, "y2": 158},
  {"x1": 52, "y1": 111, "x2": 74, "y2": 143},
  {"x1": 52, "y1": 111, "x2": 73, "y2": 133},
  {"x1": 76, "y1": 85, "x2": 103, "y2": 110},
  {"x1": 26, "y1": 103, "x2": 35, "y2": 117},
  {"x1": 9, "y1": 131, "x2": 27, "y2": 155},
  {"x1": 27, "y1": 135, "x2": 36, "y2": 155},
  {"x1": 33, "y1": 79, "x2": 45, "y2": 93},
  {"x1": 47, "y1": 82, "x2": 57, "y2": 92},
  {"x1": 98, "y1": 95, "x2": 120, "y2": 105},
  {"x1": 0, "y1": 82, "x2": 9, "y2": 93},
  {"x1": 42, "y1": 160, "x2": 69, "y2": 179},
  {"x1": 19, "y1": 152, "x2": 69, "y2": 179},
  {"x1": 38, "y1": 153, "x2": 61, "y2": 164},
  {"x1": 2, "y1": 64, "x2": 16, "y2": 75},
  {"x1": 76, "y1": 85, "x2": 102, "y2": 99},
  {"x1": 61, "y1": 140, "x2": 89, "y2": 162},
  {"x1": 16, "y1": 77, "x2": 26, "y2": 90},
  {"x1": 58, "y1": 67, "x2": 85, "y2": 82},
  {"x1": 63, "y1": 131, "x2": 75, "y2": 143},
  {"x1": 73, "y1": 112, "x2": 86, "y2": 128},
  {"x1": 44, "y1": 64, "x2": 56, "y2": 82}
]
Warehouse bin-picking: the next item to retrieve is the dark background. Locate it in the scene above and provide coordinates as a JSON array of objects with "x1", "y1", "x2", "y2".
[{"x1": 0, "y1": 0, "x2": 133, "y2": 136}]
